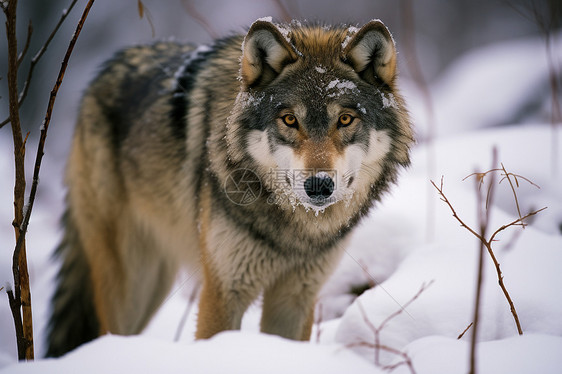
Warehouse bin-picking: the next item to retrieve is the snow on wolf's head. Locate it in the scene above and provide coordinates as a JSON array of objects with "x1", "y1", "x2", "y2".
[{"x1": 227, "y1": 19, "x2": 413, "y2": 213}]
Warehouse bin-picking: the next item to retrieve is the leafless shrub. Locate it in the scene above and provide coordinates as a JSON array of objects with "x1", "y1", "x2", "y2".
[
  {"x1": 1, "y1": 0, "x2": 94, "y2": 360},
  {"x1": 432, "y1": 148, "x2": 546, "y2": 373},
  {"x1": 346, "y1": 281, "x2": 433, "y2": 374}
]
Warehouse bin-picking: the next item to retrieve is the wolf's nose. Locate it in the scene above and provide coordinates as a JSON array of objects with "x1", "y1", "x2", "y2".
[{"x1": 304, "y1": 175, "x2": 335, "y2": 200}]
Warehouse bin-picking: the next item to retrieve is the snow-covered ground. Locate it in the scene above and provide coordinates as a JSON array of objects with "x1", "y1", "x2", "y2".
[{"x1": 1, "y1": 30, "x2": 561, "y2": 373}]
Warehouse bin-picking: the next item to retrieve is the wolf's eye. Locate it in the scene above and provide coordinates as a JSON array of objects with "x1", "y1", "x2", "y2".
[
  {"x1": 338, "y1": 114, "x2": 354, "y2": 128},
  {"x1": 282, "y1": 114, "x2": 299, "y2": 129}
]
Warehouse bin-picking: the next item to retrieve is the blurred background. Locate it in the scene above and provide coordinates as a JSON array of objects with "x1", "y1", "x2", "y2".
[{"x1": 1, "y1": 0, "x2": 560, "y2": 142}]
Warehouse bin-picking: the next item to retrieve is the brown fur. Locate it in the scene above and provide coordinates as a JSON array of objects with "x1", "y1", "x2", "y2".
[{"x1": 46, "y1": 20, "x2": 413, "y2": 357}]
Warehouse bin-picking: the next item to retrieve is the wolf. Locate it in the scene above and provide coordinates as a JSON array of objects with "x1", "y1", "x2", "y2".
[{"x1": 46, "y1": 18, "x2": 413, "y2": 357}]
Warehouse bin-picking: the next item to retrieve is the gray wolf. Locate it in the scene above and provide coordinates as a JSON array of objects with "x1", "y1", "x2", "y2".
[{"x1": 46, "y1": 18, "x2": 413, "y2": 357}]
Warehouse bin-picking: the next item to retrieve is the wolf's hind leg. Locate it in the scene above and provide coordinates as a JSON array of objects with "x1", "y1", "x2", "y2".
[{"x1": 89, "y1": 216, "x2": 179, "y2": 336}]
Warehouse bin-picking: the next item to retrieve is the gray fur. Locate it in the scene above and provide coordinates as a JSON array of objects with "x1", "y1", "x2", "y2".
[{"x1": 47, "y1": 20, "x2": 413, "y2": 356}]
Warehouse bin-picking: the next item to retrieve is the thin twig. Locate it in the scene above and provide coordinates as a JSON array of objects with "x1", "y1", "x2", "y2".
[
  {"x1": 0, "y1": 0, "x2": 79, "y2": 129},
  {"x1": 431, "y1": 178, "x2": 485, "y2": 242},
  {"x1": 489, "y1": 207, "x2": 547, "y2": 244},
  {"x1": 470, "y1": 148, "x2": 498, "y2": 374},
  {"x1": 457, "y1": 322, "x2": 473, "y2": 340},
  {"x1": 272, "y1": 0, "x2": 292, "y2": 22},
  {"x1": 400, "y1": 0, "x2": 437, "y2": 243},
  {"x1": 17, "y1": 20, "x2": 32, "y2": 68},
  {"x1": 174, "y1": 283, "x2": 200, "y2": 342},
  {"x1": 314, "y1": 302, "x2": 323, "y2": 344},
  {"x1": 508, "y1": 0, "x2": 561, "y2": 176},
  {"x1": 13, "y1": 0, "x2": 94, "y2": 269},
  {"x1": 5, "y1": 0, "x2": 94, "y2": 360},
  {"x1": 432, "y1": 161, "x2": 545, "y2": 338},
  {"x1": 137, "y1": 0, "x2": 155, "y2": 38},
  {"x1": 352, "y1": 282, "x2": 432, "y2": 374},
  {"x1": 378, "y1": 281, "x2": 434, "y2": 332},
  {"x1": 347, "y1": 340, "x2": 417, "y2": 374},
  {"x1": 3, "y1": 0, "x2": 32, "y2": 360},
  {"x1": 181, "y1": 0, "x2": 219, "y2": 39}
]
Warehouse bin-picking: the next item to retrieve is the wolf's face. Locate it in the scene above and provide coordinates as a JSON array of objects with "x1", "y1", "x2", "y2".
[{"x1": 227, "y1": 20, "x2": 412, "y2": 212}]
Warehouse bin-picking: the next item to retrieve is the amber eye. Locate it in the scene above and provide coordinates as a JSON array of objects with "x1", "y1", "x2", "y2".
[
  {"x1": 338, "y1": 114, "x2": 354, "y2": 128},
  {"x1": 282, "y1": 114, "x2": 298, "y2": 129}
]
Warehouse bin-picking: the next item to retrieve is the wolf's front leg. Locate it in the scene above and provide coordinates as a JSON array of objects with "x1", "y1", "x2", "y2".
[
  {"x1": 195, "y1": 265, "x2": 254, "y2": 339},
  {"x1": 194, "y1": 234, "x2": 264, "y2": 339},
  {"x1": 260, "y1": 265, "x2": 328, "y2": 341}
]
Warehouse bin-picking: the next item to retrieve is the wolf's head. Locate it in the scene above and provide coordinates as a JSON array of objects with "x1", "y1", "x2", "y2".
[{"x1": 226, "y1": 19, "x2": 413, "y2": 213}]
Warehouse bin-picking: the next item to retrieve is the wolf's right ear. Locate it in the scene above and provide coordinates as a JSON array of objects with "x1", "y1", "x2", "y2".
[{"x1": 241, "y1": 20, "x2": 298, "y2": 88}]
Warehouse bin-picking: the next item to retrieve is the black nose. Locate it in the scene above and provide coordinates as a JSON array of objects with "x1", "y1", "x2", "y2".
[{"x1": 304, "y1": 175, "x2": 335, "y2": 200}]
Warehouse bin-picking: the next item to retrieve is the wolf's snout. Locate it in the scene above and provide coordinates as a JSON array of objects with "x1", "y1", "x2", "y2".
[{"x1": 304, "y1": 175, "x2": 335, "y2": 201}]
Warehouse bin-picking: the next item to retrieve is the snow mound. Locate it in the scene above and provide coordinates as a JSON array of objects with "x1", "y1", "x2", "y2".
[{"x1": 0, "y1": 332, "x2": 377, "y2": 374}]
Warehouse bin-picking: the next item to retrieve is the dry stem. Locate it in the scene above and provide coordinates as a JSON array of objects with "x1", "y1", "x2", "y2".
[
  {"x1": 457, "y1": 322, "x2": 473, "y2": 340},
  {"x1": 181, "y1": 0, "x2": 219, "y2": 39},
  {"x1": 137, "y1": 0, "x2": 155, "y2": 37},
  {"x1": 174, "y1": 283, "x2": 200, "y2": 342},
  {"x1": 0, "y1": 0, "x2": 79, "y2": 129},
  {"x1": 4, "y1": 0, "x2": 33, "y2": 360},
  {"x1": 399, "y1": 0, "x2": 437, "y2": 243},
  {"x1": 432, "y1": 168, "x2": 546, "y2": 338},
  {"x1": 349, "y1": 281, "x2": 433, "y2": 374},
  {"x1": 2, "y1": 0, "x2": 94, "y2": 360}
]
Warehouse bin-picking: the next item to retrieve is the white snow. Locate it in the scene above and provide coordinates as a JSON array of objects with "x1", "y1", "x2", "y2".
[
  {"x1": 326, "y1": 79, "x2": 359, "y2": 98},
  {"x1": 1, "y1": 30, "x2": 561, "y2": 374},
  {"x1": 315, "y1": 65, "x2": 327, "y2": 74},
  {"x1": 381, "y1": 92, "x2": 398, "y2": 109},
  {"x1": 341, "y1": 26, "x2": 359, "y2": 50},
  {"x1": 256, "y1": 16, "x2": 273, "y2": 23},
  {"x1": 0, "y1": 333, "x2": 378, "y2": 374}
]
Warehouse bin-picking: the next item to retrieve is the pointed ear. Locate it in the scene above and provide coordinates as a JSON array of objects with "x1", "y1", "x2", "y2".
[
  {"x1": 342, "y1": 20, "x2": 397, "y2": 86},
  {"x1": 241, "y1": 20, "x2": 298, "y2": 88}
]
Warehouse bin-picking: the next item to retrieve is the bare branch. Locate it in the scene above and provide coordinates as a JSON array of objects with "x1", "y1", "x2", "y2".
[
  {"x1": 434, "y1": 152, "x2": 544, "y2": 341},
  {"x1": 430, "y1": 179, "x2": 485, "y2": 242},
  {"x1": 509, "y1": 0, "x2": 561, "y2": 175},
  {"x1": 137, "y1": 0, "x2": 155, "y2": 38},
  {"x1": 352, "y1": 282, "x2": 431, "y2": 374},
  {"x1": 313, "y1": 301, "x2": 323, "y2": 343},
  {"x1": 3, "y1": 0, "x2": 95, "y2": 360},
  {"x1": 3, "y1": 0, "x2": 32, "y2": 359},
  {"x1": 17, "y1": 20, "x2": 32, "y2": 68},
  {"x1": 378, "y1": 281, "x2": 434, "y2": 332},
  {"x1": 489, "y1": 207, "x2": 547, "y2": 244},
  {"x1": 469, "y1": 148, "x2": 497, "y2": 374},
  {"x1": 272, "y1": 0, "x2": 292, "y2": 22},
  {"x1": 174, "y1": 283, "x2": 200, "y2": 342},
  {"x1": 0, "y1": 0, "x2": 79, "y2": 129},
  {"x1": 399, "y1": 0, "x2": 437, "y2": 243},
  {"x1": 181, "y1": 0, "x2": 219, "y2": 39},
  {"x1": 464, "y1": 162, "x2": 541, "y2": 229},
  {"x1": 457, "y1": 322, "x2": 473, "y2": 340}
]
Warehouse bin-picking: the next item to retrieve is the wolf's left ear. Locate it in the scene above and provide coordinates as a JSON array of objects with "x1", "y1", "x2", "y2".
[
  {"x1": 342, "y1": 20, "x2": 397, "y2": 86},
  {"x1": 241, "y1": 20, "x2": 299, "y2": 88}
]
